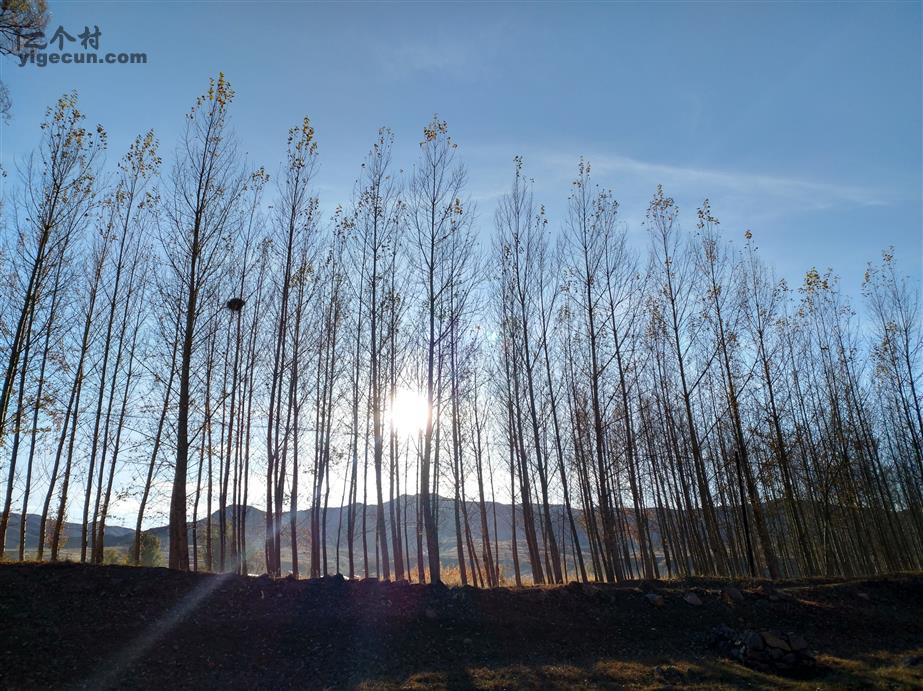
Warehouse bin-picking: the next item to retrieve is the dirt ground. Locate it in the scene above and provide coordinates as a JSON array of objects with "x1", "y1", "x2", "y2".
[{"x1": 1, "y1": 562, "x2": 922, "y2": 689}]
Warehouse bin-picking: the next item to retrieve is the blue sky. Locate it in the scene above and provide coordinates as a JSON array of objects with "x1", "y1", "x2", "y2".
[{"x1": 3, "y1": 0, "x2": 921, "y2": 301}]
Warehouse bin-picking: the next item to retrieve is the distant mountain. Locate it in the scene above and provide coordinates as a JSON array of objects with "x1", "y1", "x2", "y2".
[
  {"x1": 3, "y1": 514, "x2": 134, "y2": 550},
  {"x1": 145, "y1": 496, "x2": 635, "y2": 577},
  {"x1": 4, "y1": 496, "x2": 664, "y2": 580}
]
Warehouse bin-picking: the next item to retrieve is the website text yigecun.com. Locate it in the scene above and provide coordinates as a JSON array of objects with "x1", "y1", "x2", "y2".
[{"x1": 19, "y1": 51, "x2": 147, "y2": 67}]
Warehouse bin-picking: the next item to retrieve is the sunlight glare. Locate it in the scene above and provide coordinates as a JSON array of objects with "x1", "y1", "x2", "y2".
[{"x1": 390, "y1": 388, "x2": 429, "y2": 438}]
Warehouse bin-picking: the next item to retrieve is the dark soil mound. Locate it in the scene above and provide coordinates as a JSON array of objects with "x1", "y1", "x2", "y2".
[{"x1": 2, "y1": 563, "x2": 922, "y2": 689}]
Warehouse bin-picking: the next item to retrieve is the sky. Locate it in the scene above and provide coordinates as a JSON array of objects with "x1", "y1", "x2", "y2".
[
  {"x1": 1, "y1": 1, "x2": 921, "y2": 527},
  {"x1": 3, "y1": 1, "x2": 921, "y2": 293}
]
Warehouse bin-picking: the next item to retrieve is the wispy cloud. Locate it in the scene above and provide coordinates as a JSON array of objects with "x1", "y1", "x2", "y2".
[
  {"x1": 379, "y1": 39, "x2": 478, "y2": 80},
  {"x1": 375, "y1": 22, "x2": 508, "y2": 81},
  {"x1": 533, "y1": 150, "x2": 899, "y2": 213}
]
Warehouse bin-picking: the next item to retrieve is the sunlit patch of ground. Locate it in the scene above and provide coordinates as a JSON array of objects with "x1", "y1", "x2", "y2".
[
  {"x1": 371, "y1": 652, "x2": 923, "y2": 690},
  {"x1": 356, "y1": 651, "x2": 923, "y2": 690}
]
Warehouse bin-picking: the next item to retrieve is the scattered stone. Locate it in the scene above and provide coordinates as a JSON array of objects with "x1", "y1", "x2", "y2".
[
  {"x1": 758, "y1": 583, "x2": 794, "y2": 602},
  {"x1": 856, "y1": 591, "x2": 871, "y2": 601},
  {"x1": 654, "y1": 664, "x2": 684, "y2": 685},
  {"x1": 644, "y1": 593, "x2": 665, "y2": 607},
  {"x1": 722, "y1": 586, "x2": 744, "y2": 605},
  {"x1": 761, "y1": 631, "x2": 791, "y2": 651},
  {"x1": 710, "y1": 625, "x2": 815, "y2": 675},
  {"x1": 424, "y1": 607, "x2": 438, "y2": 620},
  {"x1": 788, "y1": 634, "x2": 809, "y2": 652},
  {"x1": 683, "y1": 592, "x2": 703, "y2": 606},
  {"x1": 742, "y1": 630, "x2": 764, "y2": 651}
]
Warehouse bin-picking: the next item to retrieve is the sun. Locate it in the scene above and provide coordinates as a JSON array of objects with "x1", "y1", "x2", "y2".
[{"x1": 390, "y1": 388, "x2": 429, "y2": 439}]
